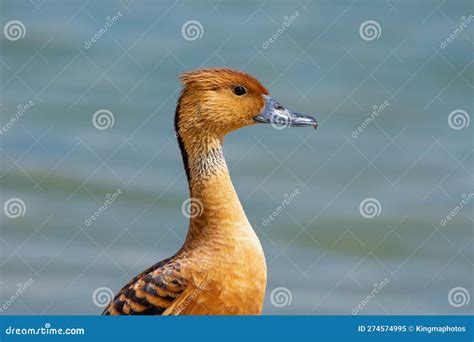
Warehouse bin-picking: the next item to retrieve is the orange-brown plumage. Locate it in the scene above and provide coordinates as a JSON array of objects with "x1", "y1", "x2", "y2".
[{"x1": 103, "y1": 68, "x2": 317, "y2": 315}]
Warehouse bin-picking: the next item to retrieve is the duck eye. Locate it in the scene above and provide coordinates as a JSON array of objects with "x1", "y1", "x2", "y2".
[{"x1": 233, "y1": 85, "x2": 247, "y2": 96}]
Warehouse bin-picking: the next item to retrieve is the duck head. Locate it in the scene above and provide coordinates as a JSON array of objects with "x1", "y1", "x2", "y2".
[
  {"x1": 175, "y1": 68, "x2": 317, "y2": 140},
  {"x1": 175, "y1": 68, "x2": 317, "y2": 182}
]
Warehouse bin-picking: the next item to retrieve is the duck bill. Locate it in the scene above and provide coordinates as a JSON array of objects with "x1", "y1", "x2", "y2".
[{"x1": 253, "y1": 95, "x2": 318, "y2": 129}]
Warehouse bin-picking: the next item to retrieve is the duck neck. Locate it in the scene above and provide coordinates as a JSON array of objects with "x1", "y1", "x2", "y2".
[{"x1": 178, "y1": 134, "x2": 250, "y2": 247}]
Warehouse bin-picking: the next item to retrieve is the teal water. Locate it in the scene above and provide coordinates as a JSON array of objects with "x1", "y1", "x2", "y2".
[{"x1": 1, "y1": 0, "x2": 472, "y2": 315}]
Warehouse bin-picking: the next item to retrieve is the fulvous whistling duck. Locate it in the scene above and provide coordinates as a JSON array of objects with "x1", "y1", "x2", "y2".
[{"x1": 103, "y1": 68, "x2": 317, "y2": 315}]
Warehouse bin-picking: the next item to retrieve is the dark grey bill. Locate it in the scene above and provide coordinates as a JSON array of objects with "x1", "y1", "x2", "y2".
[{"x1": 253, "y1": 95, "x2": 318, "y2": 129}]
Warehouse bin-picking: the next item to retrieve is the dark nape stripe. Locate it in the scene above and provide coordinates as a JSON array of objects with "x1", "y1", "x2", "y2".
[{"x1": 174, "y1": 98, "x2": 191, "y2": 183}]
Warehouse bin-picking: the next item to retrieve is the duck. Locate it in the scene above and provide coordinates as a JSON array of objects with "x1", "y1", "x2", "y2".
[{"x1": 102, "y1": 68, "x2": 317, "y2": 315}]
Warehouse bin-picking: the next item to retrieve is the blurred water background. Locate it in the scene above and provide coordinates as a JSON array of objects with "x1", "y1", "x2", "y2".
[{"x1": 1, "y1": 0, "x2": 472, "y2": 315}]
